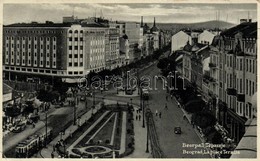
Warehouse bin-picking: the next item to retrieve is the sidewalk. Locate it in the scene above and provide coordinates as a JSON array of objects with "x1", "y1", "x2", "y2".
[
  {"x1": 127, "y1": 105, "x2": 151, "y2": 158},
  {"x1": 38, "y1": 102, "x2": 103, "y2": 158}
]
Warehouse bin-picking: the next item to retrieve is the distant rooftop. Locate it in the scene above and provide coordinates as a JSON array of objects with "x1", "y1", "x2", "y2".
[{"x1": 220, "y1": 22, "x2": 257, "y2": 38}]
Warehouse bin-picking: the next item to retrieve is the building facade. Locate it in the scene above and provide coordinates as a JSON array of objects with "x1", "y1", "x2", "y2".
[
  {"x1": 209, "y1": 21, "x2": 257, "y2": 144},
  {"x1": 3, "y1": 22, "x2": 111, "y2": 82}
]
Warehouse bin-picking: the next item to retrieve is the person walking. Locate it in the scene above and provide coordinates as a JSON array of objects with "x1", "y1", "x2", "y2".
[
  {"x1": 177, "y1": 102, "x2": 181, "y2": 108},
  {"x1": 165, "y1": 103, "x2": 168, "y2": 110},
  {"x1": 155, "y1": 110, "x2": 158, "y2": 116},
  {"x1": 171, "y1": 94, "x2": 173, "y2": 100},
  {"x1": 138, "y1": 115, "x2": 141, "y2": 121},
  {"x1": 159, "y1": 112, "x2": 162, "y2": 118},
  {"x1": 51, "y1": 152, "x2": 54, "y2": 158},
  {"x1": 136, "y1": 115, "x2": 138, "y2": 120},
  {"x1": 166, "y1": 95, "x2": 168, "y2": 101}
]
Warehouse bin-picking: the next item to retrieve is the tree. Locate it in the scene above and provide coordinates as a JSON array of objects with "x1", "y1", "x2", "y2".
[
  {"x1": 212, "y1": 131, "x2": 223, "y2": 144},
  {"x1": 184, "y1": 99, "x2": 204, "y2": 113},
  {"x1": 53, "y1": 81, "x2": 68, "y2": 100},
  {"x1": 157, "y1": 58, "x2": 169, "y2": 69},
  {"x1": 22, "y1": 102, "x2": 35, "y2": 116},
  {"x1": 191, "y1": 112, "x2": 217, "y2": 128}
]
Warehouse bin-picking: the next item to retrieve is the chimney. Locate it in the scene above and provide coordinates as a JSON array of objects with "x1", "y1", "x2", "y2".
[
  {"x1": 240, "y1": 19, "x2": 248, "y2": 24},
  {"x1": 141, "y1": 16, "x2": 143, "y2": 27},
  {"x1": 248, "y1": 19, "x2": 252, "y2": 23}
]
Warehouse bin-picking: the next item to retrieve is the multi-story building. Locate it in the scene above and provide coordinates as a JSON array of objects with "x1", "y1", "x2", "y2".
[
  {"x1": 198, "y1": 30, "x2": 217, "y2": 45},
  {"x1": 209, "y1": 20, "x2": 257, "y2": 144},
  {"x1": 171, "y1": 31, "x2": 192, "y2": 52},
  {"x1": 105, "y1": 28, "x2": 120, "y2": 70},
  {"x1": 3, "y1": 22, "x2": 109, "y2": 82}
]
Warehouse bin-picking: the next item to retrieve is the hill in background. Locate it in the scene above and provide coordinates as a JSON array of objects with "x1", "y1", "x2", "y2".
[{"x1": 151, "y1": 20, "x2": 236, "y2": 34}]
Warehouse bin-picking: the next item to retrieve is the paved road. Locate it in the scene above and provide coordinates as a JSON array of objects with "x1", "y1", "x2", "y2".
[
  {"x1": 3, "y1": 97, "x2": 95, "y2": 158},
  {"x1": 96, "y1": 57, "x2": 210, "y2": 158}
]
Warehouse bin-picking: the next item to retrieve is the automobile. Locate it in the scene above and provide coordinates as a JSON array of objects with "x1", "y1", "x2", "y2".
[
  {"x1": 12, "y1": 123, "x2": 26, "y2": 133},
  {"x1": 174, "y1": 127, "x2": 182, "y2": 134}
]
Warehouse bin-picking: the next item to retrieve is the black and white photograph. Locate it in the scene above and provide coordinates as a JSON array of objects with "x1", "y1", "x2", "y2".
[{"x1": 2, "y1": 1, "x2": 258, "y2": 159}]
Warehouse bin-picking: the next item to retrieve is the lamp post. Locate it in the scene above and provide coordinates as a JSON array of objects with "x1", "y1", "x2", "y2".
[
  {"x1": 71, "y1": 88, "x2": 77, "y2": 125},
  {"x1": 145, "y1": 111, "x2": 150, "y2": 153}
]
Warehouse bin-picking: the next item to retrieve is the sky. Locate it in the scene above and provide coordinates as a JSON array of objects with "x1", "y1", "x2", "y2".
[{"x1": 3, "y1": 3, "x2": 257, "y2": 25}]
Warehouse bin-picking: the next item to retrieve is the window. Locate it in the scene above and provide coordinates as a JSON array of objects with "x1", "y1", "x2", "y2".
[
  {"x1": 35, "y1": 44, "x2": 37, "y2": 49},
  {"x1": 54, "y1": 45, "x2": 56, "y2": 50},
  {"x1": 80, "y1": 37, "x2": 83, "y2": 41},
  {"x1": 53, "y1": 54, "x2": 56, "y2": 58},
  {"x1": 29, "y1": 44, "x2": 31, "y2": 49},
  {"x1": 252, "y1": 60, "x2": 254, "y2": 74},
  {"x1": 69, "y1": 46, "x2": 72, "y2": 50},
  {"x1": 246, "y1": 79, "x2": 248, "y2": 95},
  {"x1": 69, "y1": 62, "x2": 72, "y2": 66},
  {"x1": 40, "y1": 53, "x2": 43, "y2": 57},
  {"x1": 249, "y1": 80, "x2": 251, "y2": 96},
  {"x1": 74, "y1": 62, "x2": 78, "y2": 66},
  {"x1": 47, "y1": 45, "x2": 49, "y2": 50},
  {"x1": 53, "y1": 62, "x2": 56, "y2": 66},
  {"x1": 252, "y1": 81, "x2": 255, "y2": 94},
  {"x1": 246, "y1": 59, "x2": 248, "y2": 71},
  {"x1": 240, "y1": 59, "x2": 242, "y2": 71},
  {"x1": 69, "y1": 54, "x2": 72, "y2": 58},
  {"x1": 80, "y1": 46, "x2": 83, "y2": 50},
  {"x1": 69, "y1": 37, "x2": 72, "y2": 41},
  {"x1": 74, "y1": 46, "x2": 78, "y2": 50},
  {"x1": 249, "y1": 60, "x2": 252, "y2": 72},
  {"x1": 53, "y1": 37, "x2": 56, "y2": 41},
  {"x1": 40, "y1": 61, "x2": 43, "y2": 65},
  {"x1": 239, "y1": 79, "x2": 242, "y2": 93},
  {"x1": 47, "y1": 53, "x2": 49, "y2": 57},
  {"x1": 80, "y1": 54, "x2": 83, "y2": 58},
  {"x1": 74, "y1": 30, "x2": 78, "y2": 33},
  {"x1": 47, "y1": 61, "x2": 49, "y2": 65},
  {"x1": 80, "y1": 62, "x2": 83, "y2": 66},
  {"x1": 74, "y1": 55, "x2": 78, "y2": 58},
  {"x1": 74, "y1": 38, "x2": 78, "y2": 41}
]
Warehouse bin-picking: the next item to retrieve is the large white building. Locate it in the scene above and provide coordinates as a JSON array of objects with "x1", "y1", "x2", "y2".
[
  {"x1": 198, "y1": 30, "x2": 217, "y2": 45},
  {"x1": 171, "y1": 31, "x2": 192, "y2": 52}
]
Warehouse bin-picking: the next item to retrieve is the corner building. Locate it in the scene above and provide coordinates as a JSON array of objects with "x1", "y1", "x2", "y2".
[{"x1": 3, "y1": 23, "x2": 112, "y2": 82}]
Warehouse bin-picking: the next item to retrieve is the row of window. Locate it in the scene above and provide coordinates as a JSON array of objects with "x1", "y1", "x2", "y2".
[
  {"x1": 68, "y1": 71, "x2": 83, "y2": 75},
  {"x1": 68, "y1": 62, "x2": 83, "y2": 67},
  {"x1": 69, "y1": 46, "x2": 83, "y2": 50},
  {"x1": 4, "y1": 30, "x2": 63, "y2": 34},
  {"x1": 6, "y1": 51, "x2": 56, "y2": 58},
  {"x1": 6, "y1": 36, "x2": 56, "y2": 41},
  {"x1": 236, "y1": 102, "x2": 252, "y2": 118},
  {"x1": 5, "y1": 58, "x2": 56, "y2": 67},
  {"x1": 69, "y1": 37, "x2": 83, "y2": 41},
  {"x1": 226, "y1": 55, "x2": 256, "y2": 74}
]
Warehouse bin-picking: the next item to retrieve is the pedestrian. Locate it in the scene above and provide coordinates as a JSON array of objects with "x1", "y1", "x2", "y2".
[
  {"x1": 138, "y1": 115, "x2": 141, "y2": 121},
  {"x1": 166, "y1": 95, "x2": 168, "y2": 101},
  {"x1": 159, "y1": 112, "x2": 162, "y2": 118},
  {"x1": 136, "y1": 115, "x2": 138, "y2": 120},
  {"x1": 51, "y1": 152, "x2": 54, "y2": 158},
  {"x1": 177, "y1": 102, "x2": 180, "y2": 108},
  {"x1": 171, "y1": 94, "x2": 173, "y2": 100},
  {"x1": 155, "y1": 110, "x2": 158, "y2": 116},
  {"x1": 165, "y1": 103, "x2": 168, "y2": 110}
]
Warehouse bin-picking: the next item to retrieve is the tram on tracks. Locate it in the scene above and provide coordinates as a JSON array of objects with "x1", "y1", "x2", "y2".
[{"x1": 15, "y1": 127, "x2": 53, "y2": 158}]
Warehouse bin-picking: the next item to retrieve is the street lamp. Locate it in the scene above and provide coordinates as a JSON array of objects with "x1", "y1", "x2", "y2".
[
  {"x1": 145, "y1": 110, "x2": 150, "y2": 153},
  {"x1": 71, "y1": 88, "x2": 77, "y2": 125},
  {"x1": 130, "y1": 98, "x2": 133, "y2": 106}
]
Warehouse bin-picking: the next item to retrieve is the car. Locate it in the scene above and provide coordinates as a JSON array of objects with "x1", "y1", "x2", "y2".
[{"x1": 174, "y1": 127, "x2": 181, "y2": 134}]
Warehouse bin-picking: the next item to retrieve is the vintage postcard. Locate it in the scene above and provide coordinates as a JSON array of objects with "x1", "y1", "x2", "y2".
[{"x1": 1, "y1": 0, "x2": 258, "y2": 159}]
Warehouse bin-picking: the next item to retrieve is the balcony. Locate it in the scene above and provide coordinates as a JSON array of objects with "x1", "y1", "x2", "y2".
[
  {"x1": 236, "y1": 94, "x2": 245, "y2": 102},
  {"x1": 226, "y1": 88, "x2": 237, "y2": 96},
  {"x1": 209, "y1": 63, "x2": 217, "y2": 68}
]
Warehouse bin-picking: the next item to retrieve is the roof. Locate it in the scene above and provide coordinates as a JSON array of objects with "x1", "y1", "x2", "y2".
[
  {"x1": 231, "y1": 118, "x2": 257, "y2": 158},
  {"x1": 211, "y1": 35, "x2": 221, "y2": 47},
  {"x1": 4, "y1": 23, "x2": 72, "y2": 28},
  {"x1": 3, "y1": 83, "x2": 12, "y2": 95},
  {"x1": 220, "y1": 22, "x2": 257, "y2": 38}
]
